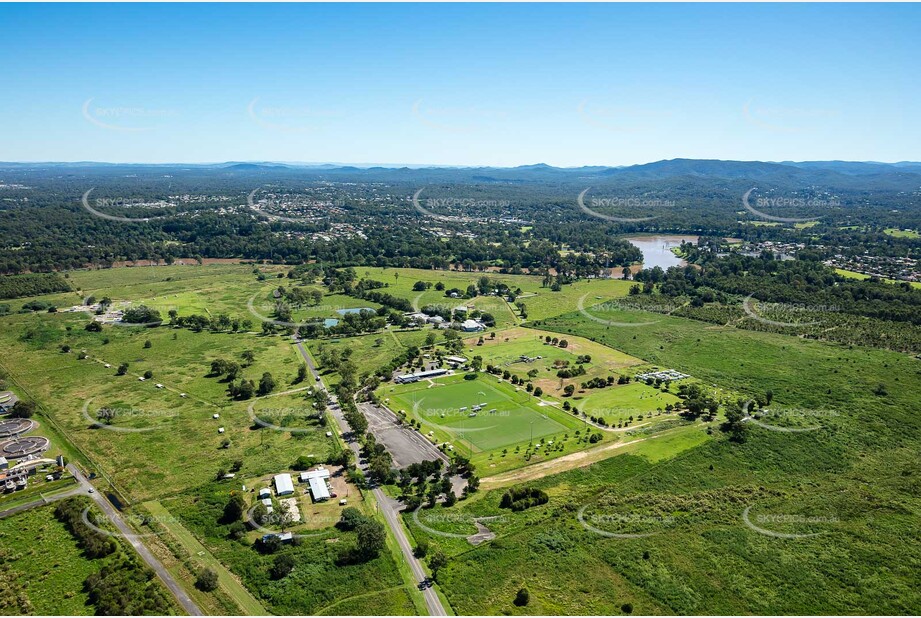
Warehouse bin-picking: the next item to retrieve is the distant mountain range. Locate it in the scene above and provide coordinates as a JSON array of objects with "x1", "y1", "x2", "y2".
[{"x1": 2, "y1": 158, "x2": 920, "y2": 190}]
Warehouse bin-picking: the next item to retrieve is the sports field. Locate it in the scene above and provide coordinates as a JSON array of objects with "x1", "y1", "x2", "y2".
[
  {"x1": 383, "y1": 373, "x2": 590, "y2": 456},
  {"x1": 576, "y1": 381, "x2": 682, "y2": 424}
]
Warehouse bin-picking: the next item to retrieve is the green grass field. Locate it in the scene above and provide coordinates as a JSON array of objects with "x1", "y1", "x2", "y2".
[
  {"x1": 0, "y1": 506, "x2": 99, "y2": 615},
  {"x1": 162, "y1": 479, "x2": 417, "y2": 616},
  {"x1": 576, "y1": 381, "x2": 682, "y2": 424},
  {"x1": 0, "y1": 303, "x2": 338, "y2": 502},
  {"x1": 9, "y1": 263, "x2": 918, "y2": 615},
  {"x1": 883, "y1": 227, "x2": 920, "y2": 239},
  {"x1": 835, "y1": 267, "x2": 921, "y2": 289},
  {"x1": 387, "y1": 374, "x2": 575, "y2": 452},
  {"x1": 381, "y1": 371, "x2": 610, "y2": 474},
  {"x1": 400, "y1": 301, "x2": 921, "y2": 615},
  {"x1": 143, "y1": 500, "x2": 267, "y2": 615},
  {"x1": 351, "y1": 265, "x2": 633, "y2": 324},
  {"x1": 461, "y1": 326, "x2": 643, "y2": 396}
]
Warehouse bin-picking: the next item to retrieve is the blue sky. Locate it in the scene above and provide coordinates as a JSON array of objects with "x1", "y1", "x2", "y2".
[{"x1": 0, "y1": 3, "x2": 918, "y2": 166}]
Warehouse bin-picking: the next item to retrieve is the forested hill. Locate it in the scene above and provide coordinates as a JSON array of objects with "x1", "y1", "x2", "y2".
[{"x1": 0, "y1": 159, "x2": 918, "y2": 274}]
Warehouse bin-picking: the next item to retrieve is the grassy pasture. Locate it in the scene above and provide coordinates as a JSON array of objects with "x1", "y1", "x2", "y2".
[
  {"x1": 162, "y1": 480, "x2": 416, "y2": 616},
  {"x1": 0, "y1": 309, "x2": 332, "y2": 500},
  {"x1": 0, "y1": 506, "x2": 99, "y2": 615},
  {"x1": 834, "y1": 267, "x2": 921, "y2": 289},
  {"x1": 462, "y1": 326, "x2": 643, "y2": 395},
  {"x1": 883, "y1": 227, "x2": 920, "y2": 239},
  {"x1": 351, "y1": 265, "x2": 633, "y2": 323},
  {"x1": 410, "y1": 301, "x2": 921, "y2": 615}
]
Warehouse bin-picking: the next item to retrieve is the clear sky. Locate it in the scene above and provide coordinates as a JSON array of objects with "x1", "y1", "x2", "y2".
[{"x1": 1, "y1": 3, "x2": 918, "y2": 167}]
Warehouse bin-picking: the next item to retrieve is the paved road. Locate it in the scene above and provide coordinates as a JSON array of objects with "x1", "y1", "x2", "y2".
[
  {"x1": 333, "y1": 406, "x2": 450, "y2": 616},
  {"x1": 293, "y1": 336, "x2": 447, "y2": 616},
  {"x1": 329, "y1": 406, "x2": 447, "y2": 617},
  {"x1": 0, "y1": 481, "x2": 88, "y2": 519},
  {"x1": 292, "y1": 336, "x2": 323, "y2": 383},
  {"x1": 376, "y1": 487, "x2": 447, "y2": 616},
  {"x1": 68, "y1": 465, "x2": 203, "y2": 616}
]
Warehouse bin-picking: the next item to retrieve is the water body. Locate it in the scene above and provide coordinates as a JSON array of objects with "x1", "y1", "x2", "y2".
[
  {"x1": 626, "y1": 235, "x2": 698, "y2": 270},
  {"x1": 336, "y1": 307, "x2": 376, "y2": 315},
  {"x1": 323, "y1": 318, "x2": 339, "y2": 328}
]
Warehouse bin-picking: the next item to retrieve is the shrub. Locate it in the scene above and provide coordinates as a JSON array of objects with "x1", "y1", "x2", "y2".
[
  {"x1": 195, "y1": 568, "x2": 219, "y2": 592},
  {"x1": 499, "y1": 487, "x2": 549, "y2": 511},
  {"x1": 270, "y1": 554, "x2": 296, "y2": 580},
  {"x1": 514, "y1": 588, "x2": 530, "y2": 606}
]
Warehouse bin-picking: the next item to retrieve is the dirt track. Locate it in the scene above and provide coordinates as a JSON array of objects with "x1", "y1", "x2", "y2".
[{"x1": 481, "y1": 435, "x2": 656, "y2": 488}]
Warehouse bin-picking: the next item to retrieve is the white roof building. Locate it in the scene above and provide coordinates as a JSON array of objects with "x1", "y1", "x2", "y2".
[
  {"x1": 274, "y1": 473, "x2": 294, "y2": 496},
  {"x1": 300, "y1": 467, "x2": 331, "y2": 501},
  {"x1": 461, "y1": 319, "x2": 485, "y2": 332}
]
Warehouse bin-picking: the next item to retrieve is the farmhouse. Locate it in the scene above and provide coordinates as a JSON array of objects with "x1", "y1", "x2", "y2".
[
  {"x1": 461, "y1": 319, "x2": 485, "y2": 332},
  {"x1": 405, "y1": 312, "x2": 431, "y2": 325},
  {"x1": 273, "y1": 473, "x2": 294, "y2": 496},
  {"x1": 300, "y1": 467, "x2": 332, "y2": 501},
  {"x1": 395, "y1": 368, "x2": 448, "y2": 384}
]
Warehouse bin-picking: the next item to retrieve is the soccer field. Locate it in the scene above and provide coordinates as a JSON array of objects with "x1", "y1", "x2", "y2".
[
  {"x1": 385, "y1": 375, "x2": 582, "y2": 453},
  {"x1": 577, "y1": 381, "x2": 682, "y2": 424}
]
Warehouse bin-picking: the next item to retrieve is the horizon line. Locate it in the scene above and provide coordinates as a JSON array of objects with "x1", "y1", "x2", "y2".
[{"x1": 2, "y1": 157, "x2": 919, "y2": 169}]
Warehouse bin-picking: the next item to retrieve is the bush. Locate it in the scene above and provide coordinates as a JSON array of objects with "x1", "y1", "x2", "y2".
[
  {"x1": 9, "y1": 400, "x2": 36, "y2": 419},
  {"x1": 270, "y1": 554, "x2": 296, "y2": 580},
  {"x1": 499, "y1": 487, "x2": 549, "y2": 511},
  {"x1": 85, "y1": 558, "x2": 173, "y2": 614},
  {"x1": 292, "y1": 455, "x2": 316, "y2": 471},
  {"x1": 355, "y1": 519, "x2": 386, "y2": 560},
  {"x1": 53, "y1": 498, "x2": 116, "y2": 559},
  {"x1": 122, "y1": 305, "x2": 162, "y2": 325},
  {"x1": 195, "y1": 568, "x2": 219, "y2": 592},
  {"x1": 514, "y1": 588, "x2": 530, "y2": 607},
  {"x1": 337, "y1": 507, "x2": 366, "y2": 531}
]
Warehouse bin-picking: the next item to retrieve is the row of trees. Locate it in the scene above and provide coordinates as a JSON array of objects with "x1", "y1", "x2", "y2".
[
  {"x1": 0, "y1": 272, "x2": 71, "y2": 299},
  {"x1": 53, "y1": 498, "x2": 174, "y2": 614}
]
